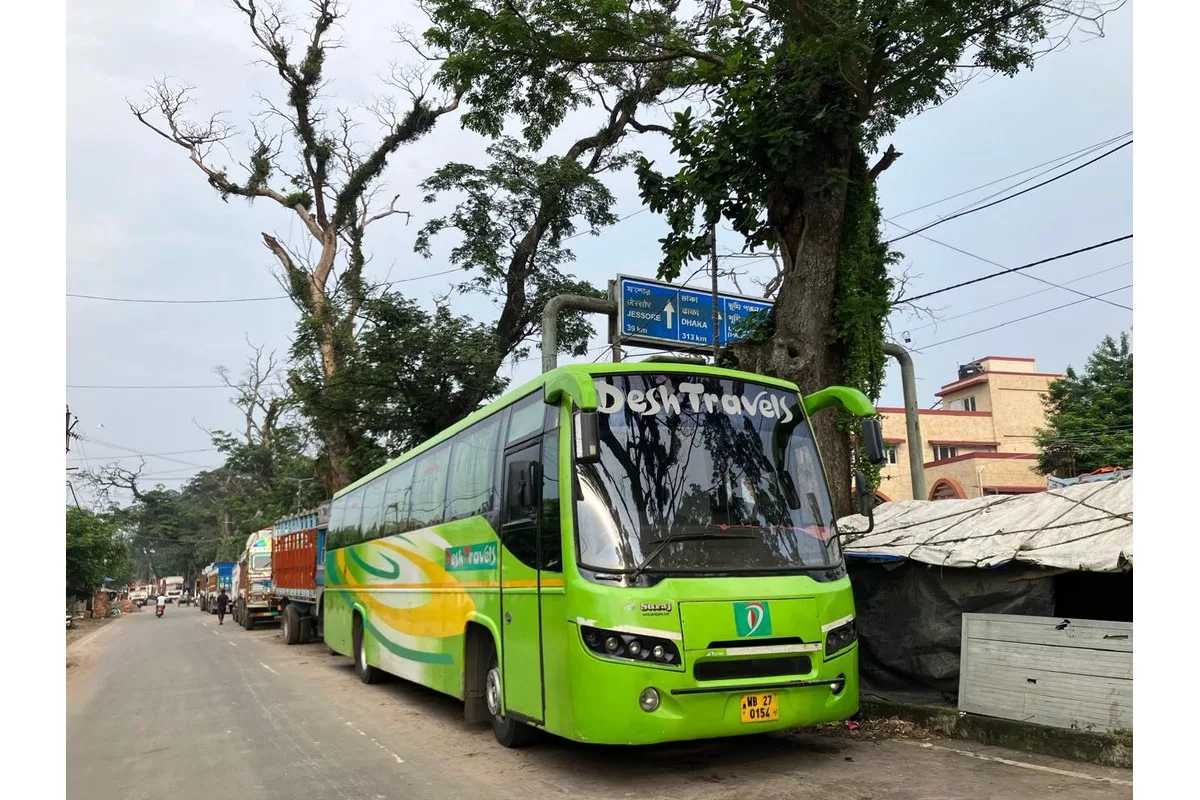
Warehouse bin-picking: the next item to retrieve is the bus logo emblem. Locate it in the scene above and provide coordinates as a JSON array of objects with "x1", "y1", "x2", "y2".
[{"x1": 734, "y1": 601, "x2": 771, "y2": 637}]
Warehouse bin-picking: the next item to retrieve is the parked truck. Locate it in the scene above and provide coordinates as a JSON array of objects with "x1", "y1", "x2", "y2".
[
  {"x1": 232, "y1": 529, "x2": 276, "y2": 630},
  {"x1": 199, "y1": 562, "x2": 234, "y2": 612},
  {"x1": 268, "y1": 504, "x2": 329, "y2": 645}
]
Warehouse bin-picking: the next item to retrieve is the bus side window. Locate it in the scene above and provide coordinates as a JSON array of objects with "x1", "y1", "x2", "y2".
[
  {"x1": 540, "y1": 421, "x2": 562, "y2": 573},
  {"x1": 383, "y1": 462, "x2": 415, "y2": 535},
  {"x1": 409, "y1": 445, "x2": 450, "y2": 530},
  {"x1": 343, "y1": 487, "x2": 366, "y2": 547},
  {"x1": 360, "y1": 479, "x2": 386, "y2": 542},
  {"x1": 446, "y1": 414, "x2": 503, "y2": 521},
  {"x1": 506, "y1": 392, "x2": 545, "y2": 445},
  {"x1": 327, "y1": 499, "x2": 346, "y2": 549}
]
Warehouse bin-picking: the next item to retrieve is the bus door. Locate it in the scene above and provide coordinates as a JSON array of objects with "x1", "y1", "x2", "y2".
[{"x1": 499, "y1": 439, "x2": 546, "y2": 724}]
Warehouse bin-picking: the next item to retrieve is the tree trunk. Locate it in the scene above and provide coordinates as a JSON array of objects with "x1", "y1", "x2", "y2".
[{"x1": 729, "y1": 153, "x2": 855, "y2": 517}]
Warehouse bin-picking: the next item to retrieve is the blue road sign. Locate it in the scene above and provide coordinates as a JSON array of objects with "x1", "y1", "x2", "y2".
[{"x1": 617, "y1": 275, "x2": 774, "y2": 351}]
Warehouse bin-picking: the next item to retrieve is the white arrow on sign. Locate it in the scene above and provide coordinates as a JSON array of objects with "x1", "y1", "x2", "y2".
[{"x1": 664, "y1": 301, "x2": 675, "y2": 329}]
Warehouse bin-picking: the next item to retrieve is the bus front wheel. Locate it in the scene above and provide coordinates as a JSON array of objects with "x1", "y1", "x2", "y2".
[{"x1": 485, "y1": 649, "x2": 537, "y2": 748}]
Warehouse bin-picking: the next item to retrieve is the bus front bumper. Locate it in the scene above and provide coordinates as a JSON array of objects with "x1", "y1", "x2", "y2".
[{"x1": 563, "y1": 641, "x2": 858, "y2": 745}]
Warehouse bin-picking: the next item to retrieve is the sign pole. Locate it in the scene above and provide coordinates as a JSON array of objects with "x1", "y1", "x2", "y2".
[
  {"x1": 710, "y1": 225, "x2": 720, "y2": 363},
  {"x1": 607, "y1": 280, "x2": 622, "y2": 363}
]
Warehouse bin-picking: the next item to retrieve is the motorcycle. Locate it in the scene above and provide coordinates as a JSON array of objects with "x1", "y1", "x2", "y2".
[{"x1": 155, "y1": 604, "x2": 165, "y2": 618}]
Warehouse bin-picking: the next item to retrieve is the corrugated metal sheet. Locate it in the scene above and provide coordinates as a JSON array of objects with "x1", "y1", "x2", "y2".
[{"x1": 838, "y1": 477, "x2": 1132, "y2": 572}]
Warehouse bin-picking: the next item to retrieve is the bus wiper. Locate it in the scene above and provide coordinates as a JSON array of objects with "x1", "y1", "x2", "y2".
[{"x1": 628, "y1": 531, "x2": 757, "y2": 583}]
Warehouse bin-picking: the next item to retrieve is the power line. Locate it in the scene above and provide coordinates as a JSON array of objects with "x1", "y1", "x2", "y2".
[
  {"x1": 66, "y1": 265, "x2": 470, "y2": 305},
  {"x1": 900, "y1": 235, "x2": 1132, "y2": 305},
  {"x1": 890, "y1": 222, "x2": 1132, "y2": 311},
  {"x1": 66, "y1": 447, "x2": 220, "y2": 463},
  {"x1": 886, "y1": 139, "x2": 1132, "y2": 245},
  {"x1": 919, "y1": 283, "x2": 1131, "y2": 350},
  {"x1": 67, "y1": 211, "x2": 653, "y2": 306},
  {"x1": 884, "y1": 131, "x2": 1132, "y2": 222},
  {"x1": 903, "y1": 261, "x2": 1130, "y2": 334},
  {"x1": 79, "y1": 436, "x2": 215, "y2": 468}
]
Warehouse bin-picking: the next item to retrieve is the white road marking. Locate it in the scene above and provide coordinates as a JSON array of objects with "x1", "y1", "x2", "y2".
[
  {"x1": 227, "y1": 641, "x2": 238, "y2": 648},
  {"x1": 903, "y1": 742, "x2": 1132, "y2": 786},
  {"x1": 344, "y1": 722, "x2": 405, "y2": 763},
  {"x1": 259, "y1": 662, "x2": 279, "y2": 675}
]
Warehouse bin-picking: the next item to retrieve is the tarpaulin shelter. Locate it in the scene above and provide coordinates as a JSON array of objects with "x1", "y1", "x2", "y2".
[{"x1": 836, "y1": 476, "x2": 1132, "y2": 695}]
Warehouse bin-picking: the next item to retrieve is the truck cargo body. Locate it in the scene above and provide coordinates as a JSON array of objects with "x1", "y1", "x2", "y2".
[
  {"x1": 200, "y1": 562, "x2": 234, "y2": 612},
  {"x1": 268, "y1": 504, "x2": 329, "y2": 645}
]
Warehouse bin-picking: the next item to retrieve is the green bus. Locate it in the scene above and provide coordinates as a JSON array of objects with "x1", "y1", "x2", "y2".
[{"x1": 323, "y1": 362, "x2": 883, "y2": 747}]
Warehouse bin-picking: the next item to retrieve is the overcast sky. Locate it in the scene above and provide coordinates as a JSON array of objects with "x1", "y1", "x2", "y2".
[{"x1": 66, "y1": 1, "x2": 1132, "y2": 503}]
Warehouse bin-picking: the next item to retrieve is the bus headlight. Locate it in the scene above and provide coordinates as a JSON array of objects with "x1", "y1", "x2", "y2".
[
  {"x1": 639, "y1": 687, "x2": 660, "y2": 712},
  {"x1": 580, "y1": 625, "x2": 680, "y2": 665},
  {"x1": 824, "y1": 620, "x2": 858, "y2": 658}
]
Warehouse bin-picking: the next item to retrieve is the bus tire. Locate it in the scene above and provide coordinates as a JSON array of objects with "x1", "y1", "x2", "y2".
[
  {"x1": 353, "y1": 615, "x2": 382, "y2": 685},
  {"x1": 282, "y1": 605, "x2": 301, "y2": 645},
  {"x1": 486, "y1": 648, "x2": 537, "y2": 748}
]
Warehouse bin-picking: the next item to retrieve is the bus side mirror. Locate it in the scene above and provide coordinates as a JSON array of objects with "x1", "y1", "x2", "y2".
[
  {"x1": 861, "y1": 418, "x2": 886, "y2": 466},
  {"x1": 575, "y1": 410, "x2": 601, "y2": 464},
  {"x1": 854, "y1": 470, "x2": 875, "y2": 535}
]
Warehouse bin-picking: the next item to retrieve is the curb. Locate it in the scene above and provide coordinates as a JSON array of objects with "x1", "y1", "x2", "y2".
[{"x1": 860, "y1": 698, "x2": 1132, "y2": 769}]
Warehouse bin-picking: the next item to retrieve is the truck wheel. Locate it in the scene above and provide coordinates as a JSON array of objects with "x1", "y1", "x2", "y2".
[
  {"x1": 282, "y1": 605, "x2": 301, "y2": 646},
  {"x1": 353, "y1": 616, "x2": 382, "y2": 685},
  {"x1": 244, "y1": 613, "x2": 255, "y2": 631},
  {"x1": 299, "y1": 617, "x2": 315, "y2": 645},
  {"x1": 486, "y1": 645, "x2": 538, "y2": 748}
]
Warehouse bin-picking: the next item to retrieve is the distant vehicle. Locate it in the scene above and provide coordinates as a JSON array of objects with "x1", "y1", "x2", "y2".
[
  {"x1": 267, "y1": 504, "x2": 328, "y2": 645},
  {"x1": 129, "y1": 586, "x2": 149, "y2": 607},
  {"x1": 162, "y1": 576, "x2": 185, "y2": 604},
  {"x1": 199, "y1": 562, "x2": 235, "y2": 613},
  {"x1": 233, "y1": 530, "x2": 276, "y2": 630}
]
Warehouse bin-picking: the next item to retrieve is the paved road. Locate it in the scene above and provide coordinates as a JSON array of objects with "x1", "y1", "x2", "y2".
[{"x1": 67, "y1": 608, "x2": 1133, "y2": 800}]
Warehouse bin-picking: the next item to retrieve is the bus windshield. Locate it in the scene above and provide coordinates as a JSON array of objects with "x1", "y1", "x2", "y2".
[{"x1": 575, "y1": 374, "x2": 841, "y2": 575}]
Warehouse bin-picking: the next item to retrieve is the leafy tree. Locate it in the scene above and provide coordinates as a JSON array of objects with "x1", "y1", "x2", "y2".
[
  {"x1": 66, "y1": 508, "x2": 132, "y2": 600},
  {"x1": 415, "y1": 136, "x2": 619, "y2": 413},
  {"x1": 421, "y1": 0, "x2": 1120, "y2": 512},
  {"x1": 1035, "y1": 332, "x2": 1132, "y2": 477},
  {"x1": 290, "y1": 290, "x2": 508, "y2": 457},
  {"x1": 130, "y1": 0, "x2": 463, "y2": 492}
]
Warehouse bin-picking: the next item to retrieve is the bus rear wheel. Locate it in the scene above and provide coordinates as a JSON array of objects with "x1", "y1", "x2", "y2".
[
  {"x1": 353, "y1": 616, "x2": 382, "y2": 685},
  {"x1": 485, "y1": 648, "x2": 537, "y2": 748}
]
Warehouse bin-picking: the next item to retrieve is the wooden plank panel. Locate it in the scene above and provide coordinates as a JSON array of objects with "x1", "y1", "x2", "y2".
[
  {"x1": 964, "y1": 615, "x2": 1132, "y2": 652},
  {"x1": 966, "y1": 639, "x2": 1132, "y2": 680},
  {"x1": 958, "y1": 613, "x2": 1133, "y2": 732}
]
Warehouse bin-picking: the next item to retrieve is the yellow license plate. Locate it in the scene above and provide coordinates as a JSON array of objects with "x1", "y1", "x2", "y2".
[{"x1": 740, "y1": 693, "x2": 779, "y2": 723}]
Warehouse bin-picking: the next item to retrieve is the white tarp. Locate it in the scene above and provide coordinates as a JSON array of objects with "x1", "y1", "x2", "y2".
[{"x1": 837, "y1": 476, "x2": 1132, "y2": 572}]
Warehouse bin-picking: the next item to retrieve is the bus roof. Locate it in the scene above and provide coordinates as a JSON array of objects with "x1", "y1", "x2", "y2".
[{"x1": 334, "y1": 361, "x2": 803, "y2": 500}]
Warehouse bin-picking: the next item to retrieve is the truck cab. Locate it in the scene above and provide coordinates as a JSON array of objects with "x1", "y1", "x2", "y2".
[{"x1": 234, "y1": 529, "x2": 277, "y2": 630}]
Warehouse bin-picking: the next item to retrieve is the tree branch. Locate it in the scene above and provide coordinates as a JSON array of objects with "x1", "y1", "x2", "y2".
[{"x1": 869, "y1": 143, "x2": 902, "y2": 180}]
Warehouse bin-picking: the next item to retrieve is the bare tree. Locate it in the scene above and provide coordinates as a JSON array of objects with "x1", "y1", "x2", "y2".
[
  {"x1": 130, "y1": 0, "x2": 463, "y2": 491},
  {"x1": 215, "y1": 336, "x2": 292, "y2": 449}
]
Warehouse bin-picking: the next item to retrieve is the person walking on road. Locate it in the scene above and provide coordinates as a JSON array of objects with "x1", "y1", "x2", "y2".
[{"x1": 215, "y1": 588, "x2": 229, "y2": 625}]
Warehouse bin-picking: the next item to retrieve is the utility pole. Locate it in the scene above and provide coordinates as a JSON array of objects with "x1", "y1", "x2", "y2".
[
  {"x1": 66, "y1": 405, "x2": 79, "y2": 453},
  {"x1": 710, "y1": 223, "x2": 721, "y2": 363}
]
